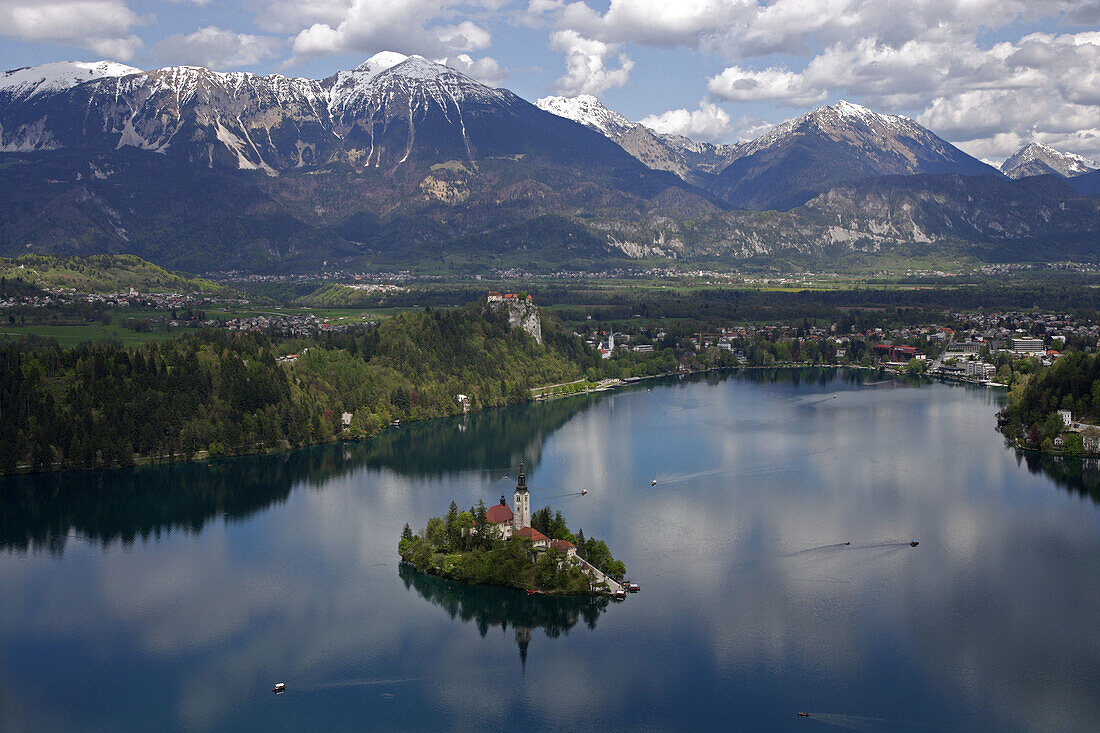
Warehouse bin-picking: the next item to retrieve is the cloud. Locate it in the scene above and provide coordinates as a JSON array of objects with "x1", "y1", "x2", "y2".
[
  {"x1": 153, "y1": 27, "x2": 284, "y2": 71},
  {"x1": 699, "y1": 28, "x2": 1100, "y2": 160},
  {"x1": 435, "y1": 21, "x2": 492, "y2": 52},
  {"x1": 639, "y1": 101, "x2": 731, "y2": 142},
  {"x1": 708, "y1": 65, "x2": 825, "y2": 106},
  {"x1": 0, "y1": 0, "x2": 144, "y2": 60},
  {"x1": 441, "y1": 53, "x2": 511, "y2": 86},
  {"x1": 545, "y1": 0, "x2": 755, "y2": 49},
  {"x1": 548, "y1": 29, "x2": 633, "y2": 96},
  {"x1": 283, "y1": 0, "x2": 496, "y2": 64}
]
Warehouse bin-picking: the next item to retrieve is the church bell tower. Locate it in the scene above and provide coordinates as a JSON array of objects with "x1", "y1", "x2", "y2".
[{"x1": 514, "y1": 462, "x2": 531, "y2": 531}]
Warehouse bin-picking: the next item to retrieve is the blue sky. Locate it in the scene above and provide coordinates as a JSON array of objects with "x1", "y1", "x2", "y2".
[{"x1": 2, "y1": 1, "x2": 1099, "y2": 162}]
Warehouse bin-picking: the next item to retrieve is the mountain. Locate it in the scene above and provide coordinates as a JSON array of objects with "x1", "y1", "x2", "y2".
[
  {"x1": 596, "y1": 173, "x2": 1100, "y2": 265},
  {"x1": 708, "y1": 101, "x2": 998, "y2": 211},
  {"x1": 0, "y1": 53, "x2": 694, "y2": 181},
  {"x1": 1000, "y1": 142, "x2": 1100, "y2": 179},
  {"x1": 1, "y1": 59, "x2": 1097, "y2": 271},
  {"x1": 1067, "y1": 168, "x2": 1100, "y2": 197},
  {"x1": 0, "y1": 55, "x2": 714, "y2": 270},
  {"x1": 536, "y1": 94, "x2": 740, "y2": 186}
]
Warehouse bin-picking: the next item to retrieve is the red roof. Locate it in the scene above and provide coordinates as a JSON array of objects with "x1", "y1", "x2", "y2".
[
  {"x1": 516, "y1": 527, "x2": 548, "y2": 541},
  {"x1": 550, "y1": 539, "x2": 574, "y2": 551},
  {"x1": 486, "y1": 503, "x2": 513, "y2": 524}
]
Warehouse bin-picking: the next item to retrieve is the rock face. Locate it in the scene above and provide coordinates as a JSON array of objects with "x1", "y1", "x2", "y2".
[
  {"x1": 489, "y1": 296, "x2": 542, "y2": 345},
  {"x1": 1000, "y1": 142, "x2": 1100, "y2": 179}
]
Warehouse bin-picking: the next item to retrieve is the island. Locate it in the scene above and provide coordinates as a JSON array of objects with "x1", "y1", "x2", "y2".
[{"x1": 398, "y1": 464, "x2": 628, "y2": 596}]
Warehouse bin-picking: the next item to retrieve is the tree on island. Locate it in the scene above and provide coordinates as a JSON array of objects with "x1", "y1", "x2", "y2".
[{"x1": 398, "y1": 502, "x2": 625, "y2": 595}]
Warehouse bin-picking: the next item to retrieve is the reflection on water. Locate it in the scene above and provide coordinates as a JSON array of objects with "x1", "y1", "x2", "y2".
[
  {"x1": 0, "y1": 369, "x2": 1097, "y2": 732},
  {"x1": 398, "y1": 563, "x2": 611, "y2": 669},
  {"x1": 1020, "y1": 450, "x2": 1100, "y2": 504},
  {"x1": 0, "y1": 390, "x2": 602, "y2": 553}
]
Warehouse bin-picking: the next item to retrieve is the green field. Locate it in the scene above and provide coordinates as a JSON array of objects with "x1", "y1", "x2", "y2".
[
  {"x1": 0, "y1": 324, "x2": 182, "y2": 347},
  {"x1": 0, "y1": 306, "x2": 411, "y2": 347}
]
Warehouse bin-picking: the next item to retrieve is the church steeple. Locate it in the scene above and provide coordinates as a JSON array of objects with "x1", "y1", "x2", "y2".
[{"x1": 513, "y1": 461, "x2": 531, "y2": 531}]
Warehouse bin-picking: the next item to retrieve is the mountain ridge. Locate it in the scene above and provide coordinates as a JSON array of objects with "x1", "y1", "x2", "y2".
[{"x1": 1000, "y1": 142, "x2": 1100, "y2": 179}]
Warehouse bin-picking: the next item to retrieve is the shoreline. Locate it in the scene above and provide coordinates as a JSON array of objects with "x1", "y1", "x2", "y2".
[
  {"x1": 398, "y1": 561, "x2": 617, "y2": 598},
  {"x1": 2, "y1": 363, "x2": 999, "y2": 478}
]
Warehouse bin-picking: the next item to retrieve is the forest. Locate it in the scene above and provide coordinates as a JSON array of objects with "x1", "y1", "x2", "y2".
[
  {"x1": 0, "y1": 301, "x2": 606, "y2": 473},
  {"x1": 998, "y1": 350, "x2": 1100, "y2": 452}
]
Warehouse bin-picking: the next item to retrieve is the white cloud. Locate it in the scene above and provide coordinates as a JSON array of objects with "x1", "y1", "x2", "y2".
[
  {"x1": 439, "y1": 53, "x2": 510, "y2": 85},
  {"x1": 0, "y1": 0, "x2": 144, "y2": 60},
  {"x1": 708, "y1": 65, "x2": 825, "y2": 106},
  {"x1": 548, "y1": 29, "x2": 633, "y2": 95},
  {"x1": 435, "y1": 21, "x2": 492, "y2": 52},
  {"x1": 282, "y1": 1, "x2": 497, "y2": 64},
  {"x1": 639, "y1": 101, "x2": 731, "y2": 142},
  {"x1": 153, "y1": 27, "x2": 284, "y2": 71}
]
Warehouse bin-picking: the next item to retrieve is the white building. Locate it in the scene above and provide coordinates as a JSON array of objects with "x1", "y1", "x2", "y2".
[
  {"x1": 1011, "y1": 337, "x2": 1044, "y2": 354},
  {"x1": 964, "y1": 361, "x2": 996, "y2": 379}
]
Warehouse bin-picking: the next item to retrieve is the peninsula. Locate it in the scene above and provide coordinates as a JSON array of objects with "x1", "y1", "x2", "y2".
[{"x1": 398, "y1": 465, "x2": 627, "y2": 596}]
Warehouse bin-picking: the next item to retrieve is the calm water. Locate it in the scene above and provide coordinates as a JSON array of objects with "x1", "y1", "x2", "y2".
[{"x1": 2, "y1": 370, "x2": 1098, "y2": 732}]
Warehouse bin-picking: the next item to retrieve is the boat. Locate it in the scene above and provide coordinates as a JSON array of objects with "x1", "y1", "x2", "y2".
[
  {"x1": 272, "y1": 682, "x2": 286, "y2": 694},
  {"x1": 581, "y1": 489, "x2": 588, "y2": 496},
  {"x1": 625, "y1": 581, "x2": 640, "y2": 592},
  {"x1": 651, "y1": 480, "x2": 658, "y2": 486},
  {"x1": 612, "y1": 589, "x2": 627, "y2": 599},
  {"x1": 910, "y1": 541, "x2": 919, "y2": 547},
  {"x1": 797, "y1": 712, "x2": 809, "y2": 717}
]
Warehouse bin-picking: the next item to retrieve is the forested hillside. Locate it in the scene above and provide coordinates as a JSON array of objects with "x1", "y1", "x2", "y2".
[
  {"x1": 0, "y1": 302, "x2": 598, "y2": 473},
  {"x1": 998, "y1": 351, "x2": 1100, "y2": 449}
]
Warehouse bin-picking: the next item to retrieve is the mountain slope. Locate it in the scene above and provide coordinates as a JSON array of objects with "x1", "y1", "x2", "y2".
[
  {"x1": 594, "y1": 173, "x2": 1100, "y2": 264},
  {"x1": 709, "y1": 101, "x2": 998, "y2": 211},
  {"x1": 1001, "y1": 142, "x2": 1100, "y2": 179},
  {"x1": 536, "y1": 94, "x2": 740, "y2": 186},
  {"x1": 0, "y1": 54, "x2": 697, "y2": 189}
]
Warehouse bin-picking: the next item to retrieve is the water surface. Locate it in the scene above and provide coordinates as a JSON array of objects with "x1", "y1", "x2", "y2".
[{"x1": 1, "y1": 370, "x2": 1097, "y2": 731}]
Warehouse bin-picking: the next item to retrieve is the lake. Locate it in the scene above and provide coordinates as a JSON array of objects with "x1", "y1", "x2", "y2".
[{"x1": 1, "y1": 369, "x2": 1098, "y2": 731}]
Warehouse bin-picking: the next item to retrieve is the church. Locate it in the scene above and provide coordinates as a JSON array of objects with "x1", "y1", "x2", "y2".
[
  {"x1": 481, "y1": 464, "x2": 580, "y2": 558},
  {"x1": 484, "y1": 464, "x2": 554, "y2": 549}
]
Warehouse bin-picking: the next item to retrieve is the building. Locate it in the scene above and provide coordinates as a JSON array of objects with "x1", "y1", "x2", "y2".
[
  {"x1": 1059, "y1": 409, "x2": 1073, "y2": 427},
  {"x1": 516, "y1": 526, "x2": 549, "y2": 549},
  {"x1": 550, "y1": 539, "x2": 577, "y2": 558},
  {"x1": 483, "y1": 462, "x2": 533, "y2": 540},
  {"x1": 486, "y1": 495, "x2": 515, "y2": 539},
  {"x1": 949, "y1": 341, "x2": 981, "y2": 354},
  {"x1": 1011, "y1": 337, "x2": 1044, "y2": 354},
  {"x1": 964, "y1": 361, "x2": 996, "y2": 379},
  {"x1": 873, "y1": 344, "x2": 924, "y2": 362}
]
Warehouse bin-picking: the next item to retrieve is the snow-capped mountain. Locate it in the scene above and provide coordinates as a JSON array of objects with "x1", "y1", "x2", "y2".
[
  {"x1": 536, "y1": 93, "x2": 740, "y2": 186},
  {"x1": 536, "y1": 94, "x2": 635, "y2": 138},
  {"x1": 0, "y1": 61, "x2": 141, "y2": 101},
  {"x1": 1000, "y1": 142, "x2": 1100, "y2": 179},
  {"x1": 710, "y1": 100, "x2": 997, "y2": 210},
  {"x1": 0, "y1": 53, "x2": 654, "y2": 174}
]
